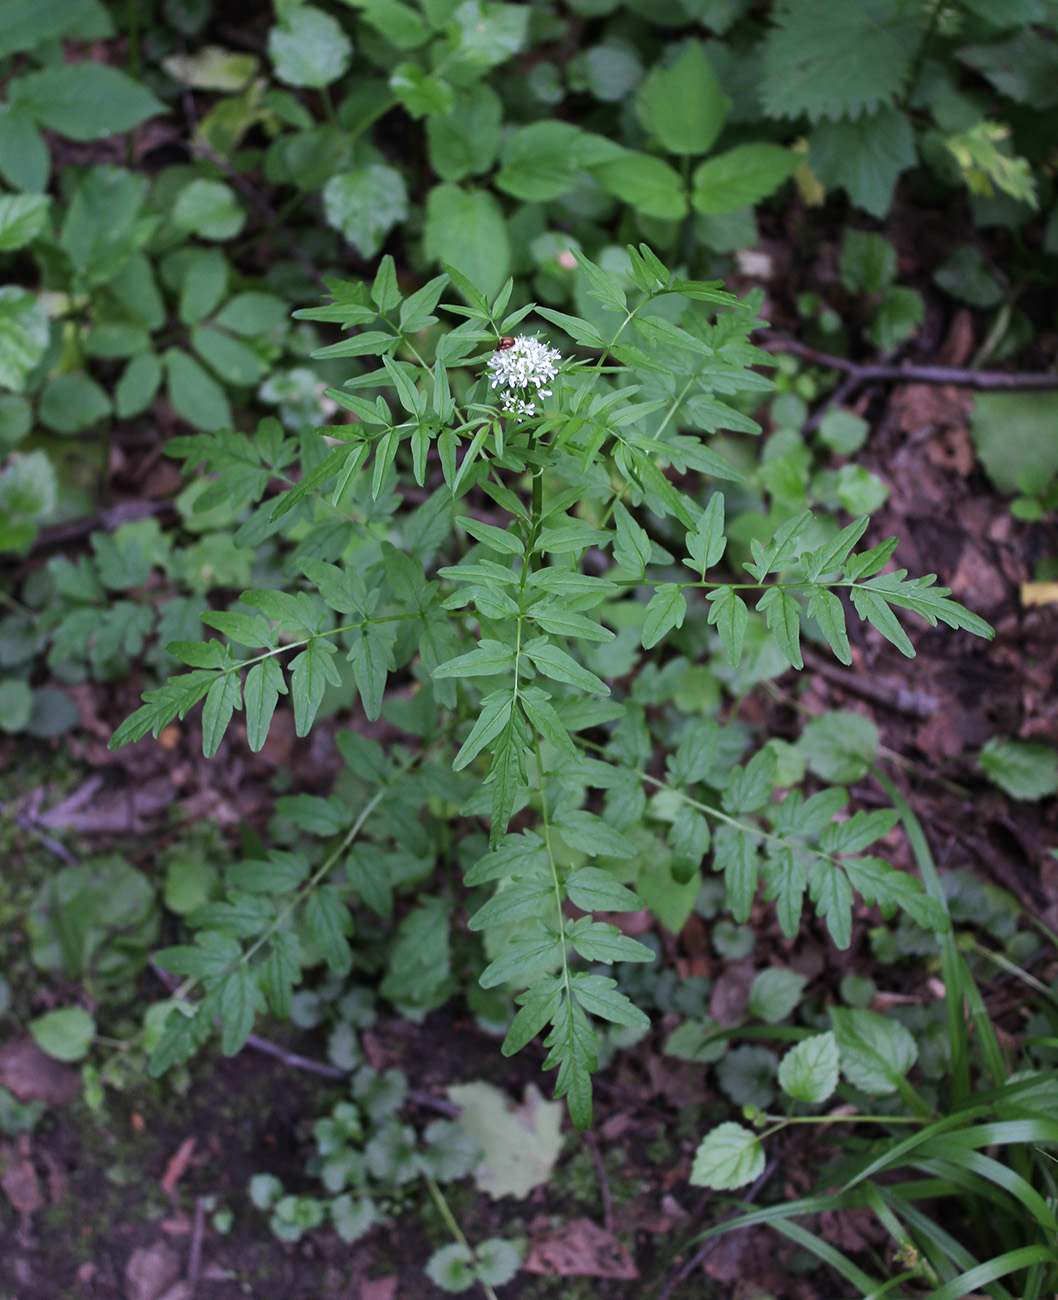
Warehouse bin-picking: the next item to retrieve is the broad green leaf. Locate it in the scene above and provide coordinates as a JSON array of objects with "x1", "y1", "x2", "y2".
[
  {"x1": 324, "y1": 165, "x2": 409, "y2": 259},
  {"x1": 798, "y1": 709, "x2": 878, "y2": 783},
  {"x1": 809, "y1": 105, "x2": 915, "y2": 218},
  {"x1": 970, "y1": 390, "x2": 1058, "y2": 496},
  {"x1": 749, "y1": 967, "x2": 808, "y2": 1024},
  {"x1": 11, "y1": 63, "x2": 165, "y2": 140},
  {"x1": 760, "y1": 0, "x2": 913, "y2": 124},
  {"x1": 424, "y1": 184, "x2": 510, "y2": 299},
  {"x1": 778, "y1": 1032, "x2": 840, "y2": 1104},
  {"x1": 691, "y1": 144, "x2": 797, "y2": 216},
  {"x1": 590, "y1": 152, "x2": 688, "y2": 221},
  {"x1": 495, "y1": 121, "x2": 618, "y2": 200},
  {"x1": 164, "y1": 348, "x2": 232, "y2": 432},
  {"x1": 269, "y1": 4, "x2": 352, "y2": 87},
  {"x1": 0, "y1": 287, "x2": 48, "y2": 393},
  {"x1": 0, "y1": 193, "x2": 49, "y2": 251},
  {"x1": 173, "y1": 179, "x2": 245, "y2": 240},
  {"x1": 0, "y1": 0, "x2": 111, "y2": 59},
  {"x1": 979, "y1": 737, "x2": 1058, "y2": 801},
  {"x1": 635, "y1": 41, "x2": 729, "y2": 155},
  {"x1": 690, "y1": 1122, "x2": 765, "y2": 1190},
  {"x1": 0, "y1": 110, "x2": 48, "y2": 192},
  {"x1": 39, "y1": 373, "x2": 112, "y2": 434},
  {"x1": 831, "y1": 1007, "x2": 917, "y2": 1096},
  {"x1": 30, "y1": 1006, "x2": 96, "y2": 1062}
]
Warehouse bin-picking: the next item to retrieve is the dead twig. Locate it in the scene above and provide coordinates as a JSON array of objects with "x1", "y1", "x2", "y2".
[
  {"x1": 760, "y1": 337, "x2": 1058, "y2": 390},
  {"x1": 656, "y1": 1157, "x2": 780, "y2": 1300},
  {"x1": 187, "y1": 1194, "x2": 206, "y2": 1290},
  {"x1": 584, "y1": 1131, "x2": 614, "y2": 1234}
]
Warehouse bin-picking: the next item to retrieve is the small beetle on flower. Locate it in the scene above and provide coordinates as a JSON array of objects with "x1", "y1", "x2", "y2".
[{"x1": 486, "y1": 335, "x2": 561, "y2": 419}]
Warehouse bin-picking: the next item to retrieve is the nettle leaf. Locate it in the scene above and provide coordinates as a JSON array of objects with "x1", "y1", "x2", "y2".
[
  {"x1": 760, "y1": 0, "x2": 915, "y2": 124},
  {"x1": 778, "y1": 1031, "x2": 840, "y2": 1104}
]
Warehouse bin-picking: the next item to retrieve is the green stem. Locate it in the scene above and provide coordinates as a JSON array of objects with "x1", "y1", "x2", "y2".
[{"x1": 424, "y1": 1176, "x2": 501, "y2": 1300}]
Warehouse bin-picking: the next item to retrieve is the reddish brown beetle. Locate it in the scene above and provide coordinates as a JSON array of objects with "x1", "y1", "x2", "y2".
[{"x1": 496, "y1": 336, "x2": 516, "y2": 350}]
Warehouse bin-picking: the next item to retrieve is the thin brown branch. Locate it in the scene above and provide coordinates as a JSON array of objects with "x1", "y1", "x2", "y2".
[
  {"x1": 656, "y1": 1157, "x2": 780, "y2": 1300},
  {"x1": 760, "y1": 337, "x2": 1058, "y2": 390}
]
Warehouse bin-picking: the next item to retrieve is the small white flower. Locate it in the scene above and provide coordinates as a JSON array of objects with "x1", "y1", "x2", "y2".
[{"x1": 486, "y1": 336, "x2": 561, "y2": 418}]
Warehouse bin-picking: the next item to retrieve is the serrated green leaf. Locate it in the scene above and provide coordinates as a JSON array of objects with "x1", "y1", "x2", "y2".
[
  {"x1": 525, "y1": 640, "x2": 609, "y2": 696},
  {"x1": 757, "y1": 586, "x2": 804, "y2": 669},
  {"x1": 565, "y1": 867, "x2": 642, "y2": 913},
  {"x1": 690, "y1": 1122, "x2": 765, "y2": 1190},
  {"x1": 201, "y1": 671, "x2": 241, "y2": 758},
  {"x1": 778, "y1": 1031, "x2": 840, "y2": 1104},
  {"x1": 642, "y1": 583, "x2": 686, "y2": 650},
  {"x1": 706, "y1": 586, "x2": 748, "y2": 666},
  {"x1": 831, "y1": 1007, "x2": 917, "y2": 1095}
]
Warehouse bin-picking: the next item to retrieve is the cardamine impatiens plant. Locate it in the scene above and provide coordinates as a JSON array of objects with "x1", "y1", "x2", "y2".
[{"x1": 112, "y1": 247, "x2": 992, "y2": 1125}]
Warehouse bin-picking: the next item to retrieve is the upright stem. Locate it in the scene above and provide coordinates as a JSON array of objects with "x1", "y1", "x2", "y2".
[{"x1": 424, "y1": 1176, "x2": 501, "y2": 1300}]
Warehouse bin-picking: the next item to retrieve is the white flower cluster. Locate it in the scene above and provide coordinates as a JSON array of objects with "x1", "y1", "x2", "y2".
[{"x1": 486, "y1": 336, "x2": 561, "y2": 419}]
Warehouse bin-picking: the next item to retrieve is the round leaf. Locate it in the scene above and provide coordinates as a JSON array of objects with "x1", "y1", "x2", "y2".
[
  {"x1": 269, "y1": 5, "x2": 352, "y2": 88},
  {"x1": 690, "y1": 1121, "x2": 765, "y2": 1190},
  {"x1": 173, "y1": 179, "x2": 246, "y2": 240},
  {"x1": 424, "y1": 184, "x2": 511, "y2": 299},
  {"x1": 30, "y1": 1006, "x2": 96, "y2": 1062},
  {"x1": 778, "y1": 1031, "x2": 840, "y2": 1104},
  {"x1": 0, "y1": 287, "x2": 49, "y2": 393},
  {"x1": 323, "y1": 165, "x2": 408, "y2": 259}
]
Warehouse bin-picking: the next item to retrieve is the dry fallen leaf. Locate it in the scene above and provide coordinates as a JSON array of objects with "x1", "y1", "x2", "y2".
[
  {"x1": 524, "y1": 1217, "x2": 638, "y2": 1279},
  {"x1": 160, "y1": 1137, "x2": 197, "y2": 1198},
  {"x1": 0, "y1": 1138, "x2": 44, "y2": 1216},
  {"x1": 0, "y1": 1037, "x2": 81, "y2": 1106},
  {"x1": 124, "y1": 1242, "x2": 181, "y2": 1300}
]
